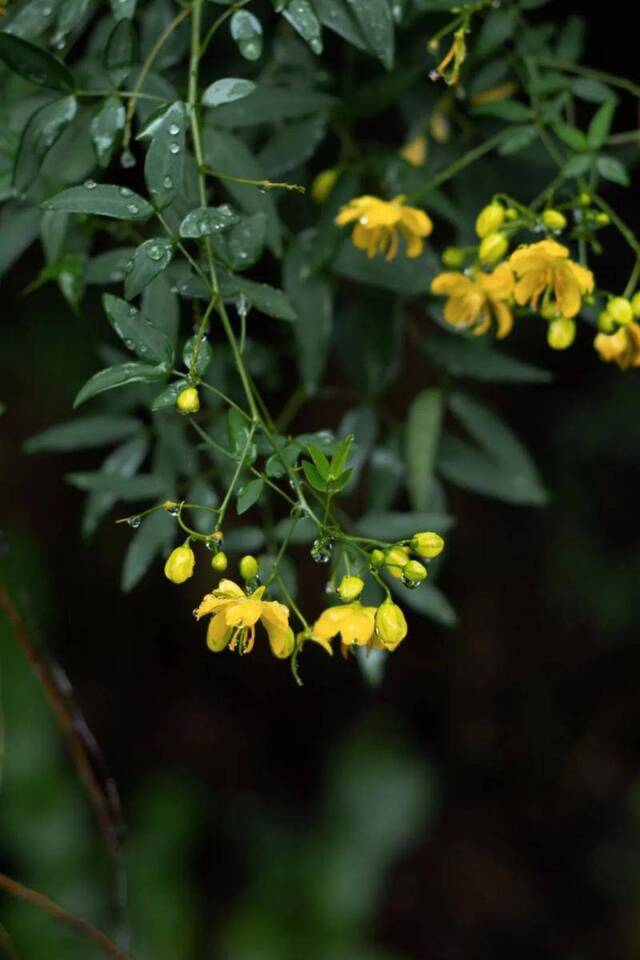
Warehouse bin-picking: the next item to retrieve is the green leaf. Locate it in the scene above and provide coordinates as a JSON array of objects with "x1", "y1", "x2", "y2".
[
  {"x1": 67, "y1": 472, "x2": 166, "y2": 498},
  {"x1": 230, "y1": 10, "x2": 263, "y2": 60},
  {"x1": 104, "y1": 16, "x2": 138, "y2": 87},
  {"x1": 388, "y1": 578, "x2": 458, "y2": 627},
  {"x1": 43, "y1": 183, "x2": 153, "y2": 220},
  {"x1": 438, "y1": 392, "x2": 547, "y2": 505},
  {"x1": 284, "y1": 239, "x2": 332, "y2": 394},
  {"x1": 0, "y1": 33, "x2": 75, "y2": 91},
  {"x1": 282, "y1": 0, "x2": 323, "y2": 54},
  {"x1": 333, "y1": 239, "x2": 438, "y2": 295},
  {"x1": 562, "y1": 154, "x2": 592, "y2": 178},
  {"x1": 346, "y1": 0, "x2": 394, "y2": 68},
  {"x1": 74, "y1": 362, "x2": 168, "y2": 407},
  {"x1": 497, "y1": 124, "x2": 537, "y2": 155},
  {"x1": 103, "y1": 293, "x2": 174, "y2": 366},
  {"x1": 301, "y1": 460, "x2": 328, "y2": 491},
  {"x1": 183, "y1": 335, "x2": 213, "y2": 376},
  {"x1": 13, "y1": 95, "x2": 77, "y2": 194},
  {"x1": 206, "y1": 84, "x2": 334, "y2": 127},
  {"x1": 330, "y1": 434, "x2": 353, "y2": 477},
  {"x1": 144, "y1": 100, "x2": 185, "y2": 209},
  {"x1": 307, "y1": 442, "x2": 331, "y2": 479},
  {"x1": 571, "y1": 77, "x2": 614, "y2": 103},
  {"x1": 258, "y1": 115, "x2": 327, "y2": 178},
  {"x1": 90, "y1": 96, "x2": 125, "y2": 168},
  {"x1": 329, "y1": 467, "x2": 353, "y2": 494},
  {"x1": 121, "y1": 509, "x2": 174, "y2": 592},
  {"x1": 123, "y1": 238, "x2": 174, "y2": 300},
  {"x1": 202, "y1": 127, "x2": 282, "y2": 256},
  {"x1": 25, "y1": 415, "x2": 141, "y2": 453},
  {"x1": 150, "y1": 380, "x2": 187, "y2": 412},
  {"x1": 553, "y1": 121, "x2": 589, "y2": 152},
  {"x1": 226, "y1": 212, "x2": 267, "y2": 270},
  {"x1": 355, "y1": 511, "x2": 454, "y2": 541},
  {"x1": 226, "y1": 273, "x2": 297, "y2": 322},
  {"x1": 85, "y1": 247, "x2": 136, "y2": 284},
  {"x1": 201, "y1": 77, "x2": 256, "y2": 107},
  {"x1": 237, "y1": 477, "x2": 264, "y2": 515},
  {"x1": 406, "y1": 388, "x2": 444, "y2": 512},
  {"x1": 110, "y1": 0, "x2": 137, "y2": 19},
  {"x1": 422, "y1": 334, "x2": 552, "y2": 383},
  {"x1": 82, "y1": 436, "x2": 149, "y2": 538},
  {"x1": 179, "y1": 204, "x2": 239, "y2": 238},
  {"x1": 314, "y1": 0, "x2": 367, "y2": 52},
  {"x1": 596, "y1": 154, "x2": 629, "y2": 186},
  {"x1": 472, "y1": 99, "x2": 532, "y2": 122}
]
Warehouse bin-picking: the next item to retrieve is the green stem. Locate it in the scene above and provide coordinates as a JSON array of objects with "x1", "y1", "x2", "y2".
[
  {"x1": 532, "y1": 57, "x2": 640, "y2": 100},
  {"x1": 593, "y1": 194, "x2": 640, "y2": 255},
  {"x1": 216, "y1": 426, "x2": 256, "y2": 526},
  {"x1": 201, "y1": 165, "x2": 305, "y2": 193},
  {"x1": 200, "y1": 0, "x2": 250, "y2": 57}
]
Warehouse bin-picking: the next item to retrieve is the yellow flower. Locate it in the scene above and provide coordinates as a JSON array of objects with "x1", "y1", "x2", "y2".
[
  {"x1": 335, "y1": 195, "x2": 433, "y2": 260},
  {"x1": 432, "y1": 26, "x2": 466, "y2": 86},
  {"x1": 400, "y1": 134, "x2": 427, "y2": 167},
  {"x1": 310, "y1": 602, "x2": 376, "y2": 654},
  {"x1": 509, "y1": 241, "x2": 594, "y2": 319},
  {"x1": 430, "y1": 263, "x2": 515, "y2": 339},
  {"x1": 195, "y1": 579, "x2": 293, "y2": 657},
  {"x1": 594, "y1": 323, "x2": 640, "y2": 370},
  {"x1": 164, "y1": 545, "x2": 195, "y2": 584}
]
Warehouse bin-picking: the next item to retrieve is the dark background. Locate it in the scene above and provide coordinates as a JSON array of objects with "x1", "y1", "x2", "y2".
[{"x1": 2, "y1": 3, "x2": 640, "y2": 958}]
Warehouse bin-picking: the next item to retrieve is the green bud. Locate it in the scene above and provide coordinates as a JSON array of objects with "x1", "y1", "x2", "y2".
[
  {"x1": 442, "y1": 246, "x2": 466, "y2": 268},
  {"x1": 411, "y1": 531, "x2": 444, "y2": 559},
  {"x1": 211, "y1": 551, "x2": 228, "y2": 572},
  {"x1": 547, "y1": 317, "x2": 576, "y2": 351},
  {"x1": 404, "y1": 560, "x2": 428, "y2": 583},
  {"x1": 337, "y1": 575, "x2": 365, "y2": 602},
  {"x1": 239, "y1": 555, "x2": 259, "y2": 580},
  {"x1": 542, "y1": 209, "x2": 567, "y2": 232},
  {"x1": 608, "y1": 297, "x2": 633, "y2": 326}
]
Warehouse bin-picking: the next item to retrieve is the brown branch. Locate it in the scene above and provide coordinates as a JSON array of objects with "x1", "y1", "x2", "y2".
[
  {"x1": 0, "y1": 578, "x2": 128, "y2": 948},
  {"x1": 0, "y1": 923, "x2": 19, "y2": 960},
  {"x1": 0, "y1": 873, "x2": 131, "y2": 960}
]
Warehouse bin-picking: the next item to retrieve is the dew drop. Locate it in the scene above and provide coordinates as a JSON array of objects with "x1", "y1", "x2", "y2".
[
  {"x1": 258, "y1": 186, "x2": 268, "y2": 195},
  {"x1": 169, "y1": 142, "x2": 180, "y2": 155},
  {"x1": 84, "y1": 179, "x2": 97, "y2": 190},
  {"x1": 127, "y1": 203, "x2": 139, "y2": 215},
  {"x1": 168, "y1": 123, "x2": 180, "y2": 136},
  {"x1": 119, "y1": 186, "x2": 133, "y2": 197},
  {"x1": 120, "y1": 149, "x2": 136, "y2": 169},
  {"x1": 148, "y1": 244, "x2": 165, "y2": 261},
  {"x1": 162, "y1": 175, "x2": 173, "y2": 189},
  {"x1": 429, "y1": 70, "x2": 440, "y2": 82},
  {"x1": 127, "y1": 516, "x2": 141, "y2": 528}
]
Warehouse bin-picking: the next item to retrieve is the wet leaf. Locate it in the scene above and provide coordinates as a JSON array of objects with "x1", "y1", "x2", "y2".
[
  {"x1": 144, "y1": 100, "x2": 185, "y2": 209},
  {"x1": 90, "y1": 96, "x2": 125, "y2": 168},
  {"x1": 201, "y1": 77, "x2": 256, "y2": 107},
  {"x1": 43, "y1": 183, "x2": 153, "y2": 220},
  {"x1": 13, "y1": 95, "x2": 77, "y2": 193},
  {"x1": 123, "y1": 238, "x2": 174, "y2": 300},
  {"x1": 103, "y1": 293, "x2": 174, "y2": 365},
  {"x1": 230, "y1": 10, "x2": 263, "y2": 61},
  {"x1": 0, "y1": 33, "x2": 75, "y2": 90},
  {"x1": 104, "y1": 16, "x2": 138, "y2": 87}
]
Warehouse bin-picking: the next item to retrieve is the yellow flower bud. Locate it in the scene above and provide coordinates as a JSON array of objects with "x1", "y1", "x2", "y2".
[
  {"x1": 595, "y1": 212, "x2": 610, "y2": 226},
  {"x1": 239, "y1": 555, "x2": 259, "y2": 580},
  {"x1": 442, "y1": 246, "x2": 466, "y2": 267},
  {"x1": 163, "y1": 500, "x2": 179, "y2": 511},
  {"x1": 540, "y1": 301, "x2": 558, "y2": 321},
  {"x1": 404, "y1": 560, "x2": 428, "y2": 583},
  {"x1": 478, "y1": 231, "x2": 508, "y2": 265},
  {"x1": 608, "y1": 297, "x2": 633, "y2": 326},
  {"x1": 211, "y1": 551, "x2": 228, "y2": 572},
  {"x1": 475, "y1": 202, "x2": 505, "y2": 238},
  {"x1": 542, "y1": 209, "x2": 567, "y2": 232},
  {"x1": 164, "y1": 545, "x2": 195, "y2": 584},
  {"x1": 311, "y1": 168, "x2": 338, "y2": 204},
  {"x1": 400, "y1": 134, "x2": 427, "y2": 167},
  {"x1": 375, "y1": 602, "x2": 408, "y2": 651},
  {"x1": 176, "y1": 387, "x2": 200, "y2": 415},
  {"x1": 578, "y1": 192, "x2": 591, "y2": 206},
  {"x1": 505, "y1": 208, "x2": 517, "y2": 222},
  {"x1": 337, "y1": 575, "x2": 365, "y2": 602},
  {"x1": 547, "y1": 317, "x2": 576, "y2": 351},
  {"x1": 631, "y1": 292, "x2": 640, "y2": 319},
  {"x1": 272, "y1": 626, "x2": 295, "y2": 659},
  {"x1": 597, "y1": 310, "x2": 616, "y2": 333},
  {"x1": 370, "y1": 549, "x2": 385, "y2": 568},
  {"x1": 411, "y1": 531, "x2": 444, "y2": 559},
  {"x1": 385, "y1": 546, "x2": 410, "y2": 579}
]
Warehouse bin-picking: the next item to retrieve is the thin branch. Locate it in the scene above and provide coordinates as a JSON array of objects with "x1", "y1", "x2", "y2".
[{"x1": 0, "y1": 873, "x2": 131, "y2": 960}]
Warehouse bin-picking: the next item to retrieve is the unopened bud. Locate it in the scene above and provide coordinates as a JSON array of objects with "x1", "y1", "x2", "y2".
[
  {"x1": 337, "y1": 575, "x2": 365, "y2": 602},
  {"x1": 475, "y1": 202, "x2": 505, "y2": 239},
  {"x1": 176, "y1": 387, "x2": 200, "y2": 415},
  {"x1": 239, "y1": 555, "x2": 259, "y2": 581},
  {"x1": 375, "y1": 601, "x2": 408, "y2": 651},
  {"x1": 164, "y1": 544, "x2": 195, "y2": 584},
  {"x1": 547, "y1": 317, "x2": 576, "y2": 350},
  {"x1": 542, "y1": 209, "x2": 567, "y2": 232},
  {"x1": 211, "y1": 551, "x2": 228, "y2": 572},
  {"x1": 608, "y1": 297, "x2": 633, "y2": 326},
  {"x1": 597, "y1": 310, "x2": 616, "y2": 333},
  {"x1": 411, "y1": 531, "x2": 444, "y2": 559},
  {"x1": 385, "y1": 546, "x2": 410, "y2": 580},
  {"x1": 478, "y1": 231, "x2": 508, "y2": 265},
  {"x1": 403, "y1": 560, "x2": 428, "y2": 583},
  {"x1": 370, "y1": 549, "x2": 385, "y2": 568},
  {"x1": 442, "y1": 246, "x2": 466, "y2": 267},
  {"x1": 311, "y1": 168, "x2": 338, "y2": 204}
]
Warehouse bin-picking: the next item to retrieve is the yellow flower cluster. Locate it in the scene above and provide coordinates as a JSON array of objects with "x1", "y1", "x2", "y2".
[
  {"x1": 335, "y1": 195, "x2": 433, "y2": 260},
  {"x1": 594, "y1": 294, "x2": 640, "y2": 369},
  {"x1": 310, "y1": 599, "x2": 407, "y2": 655}
]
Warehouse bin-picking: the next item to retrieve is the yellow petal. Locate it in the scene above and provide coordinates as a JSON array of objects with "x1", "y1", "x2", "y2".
[
  {"x1": 553, "y1": 265, "x2": 581, "y2": 319},
  {"x1": 399, "y1": 205, "x2": 433, "y2": 238},
  {"x1": 493, "y1": 300, "x2": 513, "y2": 339},
  {"x1": 431, "y1": 272, "x2": 470, "y2": 296},
  {"x1": 216, "y1": 579, "x2": 245, "y2": 598},
  {"x1": 566, "y1": 260, "x2": 594, "y2": 295},
  {"x1": 312, "y1": 605, "x2": 352, "y2": 641},
  {"x1": 206, "y1": 613, "x2": 231, "y2": 652},
  {"x1": 514, "y1": 270, "x2": 547, "y2": 308},
  {"x1": 225, "y1": 599, "x2": 262, "y2": 628},
  {"x1": 480, "y1": 263, "x2": 514, "y2": 300},
  {"x1": 195, "y1": 594, "x2": 233, "y2": 619}
]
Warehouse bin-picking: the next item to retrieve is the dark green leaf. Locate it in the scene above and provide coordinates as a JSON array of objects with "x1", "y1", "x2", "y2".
[
  {"x1": 85, "y1": 247, "x2": 136, "y2": 284},
  {"x1": 230, "y1": 10, "x2": 263, "y2": 60},
  {"x1": 144, "y1": 100, "x2": 185, "y2": 209},
  {"x1": 553, "y1": 121, "x2": 589, "y2": 152},
  {"x1": 67, "y1": 471, "x2": 166, "y2": 497},
  {"x1": 282, "y1": 0, "x2": 322, "y2": 54},
  {"x1": 422, "y1": 334, "x2": 552, "y2": 383},
  {"x1": 388, "y1": 578, "x2": 458, "y2": 627},
  {"x1": 206, "y1": 84, "x2": 334, "y2": 127},
  {"x1": 562, "y1": 154, "x2": 592, "y2": 177},
  {"x1": 104, "y1": 17, "x2": 137, "y2": 87},
  {"x1": 151, "y1": 380, "x2": 187, "y2": 412},
  {"x1": 284, "y1": 239, "x2": 332, "y2": 393},
  {"x1": 314, "y1": 0, "x2": 367, "y2": 52},
  {"x1": 571, "y1": 77, "x2": 614, "y2": 103},
  {"x1": 43, "y1": 183, "x2": 153, "y2": 220},
  {"x1": 103, "y1": 293, "x2": 174, "y2": 366},
  {"x1": 179, "y1": 204, "x2": 239, "y2": 238},
  {"x1": 74, "y1": 362, "x2": 169, "y2": 407},
  {"x1": 302, "y1": 460, "x2": 328, "y2": 491},
  {"x1": 472, "y1": 99, "x2": 532, "y2": 122},
  {"x1": 183, "y1": 335, "x2": 213, "y2": 376},
  {"x1": 124, "y1": 238, "x2": 174, "y2": 300},
  {"x1": 0, "y1": 33, "x2": 75, "y2": 91},
  {"x1": 82, "y1": 435, "x2": 149, "y2": 538},
  {"x1": 258, "y1": 115, "x2": 327, "y2": 178},
  {"x1": 346, "y1": 0, "x2": 394, "y2": 68},
  {"x1": 596, "y1": 154, "x2": 629, "y2": 186},
  {"x1": 201, "y1": 77, "x2": 256, "y2": 107},
  {"x1": 121, "y1": 509, "x2": 174, "y2": 591},
  {"x1": 497, "y1": 125, "x2": 537, "y2": 155},
  {"x1": 237, "y1": 477, "x2": 263, "y2": 514},
  {"x1": 25, "y1": 414, "x2": 141, "y2": 453},
  {"x1": 307, "y1": 442, "x2": 331, "y2": 479},
  {"x1": 90, "y1": 96, "x2": 125, "y2": 167},
  {"x1": 226, "y1": 212, "x2": 267, "y2": 270},
  {"x1": 333, "y1": 239, "x2": 438, "y2": 295},
  {"x1": 226, "y1": 273, "x2": 297, "y2": 322},
  {"x1": 406, "y1": 388, "x2": 443, "y2": 511},
  {"x1": 111, "y1": 0, "x2": 137, "y2": 19},
  {"x1": 13, "y1": 95, "x2": 77, "y2": 194}
]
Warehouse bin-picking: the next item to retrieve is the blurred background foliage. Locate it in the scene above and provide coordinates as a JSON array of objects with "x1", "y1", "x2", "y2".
[{"x1": 2, "y1": 0, "x2": 640, "y2": 958}]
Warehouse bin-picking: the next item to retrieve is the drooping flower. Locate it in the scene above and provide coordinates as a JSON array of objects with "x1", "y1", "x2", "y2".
[
  {"x1": 430, "y1": 263, "x2": 515, "y2": 338},
  {"x1": 594, "y1": 323, "x2": 640, "y2": 370},
  {"x1": 310, "y1": 602, "x2": 377, "y2": 654},
  {"x1": 195, "y1": 579, "x2": 293, "y2": 657},
  {"x1": 509, "y1": 240, "x2": 594, "y2": 319},
  {"x1": 335, "y1": 195, "x2": 433, "y2": 260},
  {"x1": 375, "y1": 602, "x2": 408, "y2": 651},
  {"x1": 432, "y1": 26, "x2": 467, "y2": 86}
]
